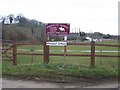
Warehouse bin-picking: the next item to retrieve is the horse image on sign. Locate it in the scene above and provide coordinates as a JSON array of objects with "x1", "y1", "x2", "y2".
[{"x1": 59, "y1": 27, "x2": 65, "y2": 31}]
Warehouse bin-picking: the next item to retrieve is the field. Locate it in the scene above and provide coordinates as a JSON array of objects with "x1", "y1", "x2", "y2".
[
  {"x1": 3, "y1": 40, "x2": 118, "y2": 66},
  {"x1": 2, "y1": 40, "x2": 119, "y2": 82}
]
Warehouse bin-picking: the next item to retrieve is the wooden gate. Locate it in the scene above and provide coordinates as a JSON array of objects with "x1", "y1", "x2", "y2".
[{"x1": 1, "y1": 40, "x2": 17, "y2": 65}]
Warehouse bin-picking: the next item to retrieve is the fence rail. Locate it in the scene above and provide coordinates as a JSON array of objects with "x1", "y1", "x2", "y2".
[{"x1": 68, "y1": 42, "x2": 120, "y2": 47}]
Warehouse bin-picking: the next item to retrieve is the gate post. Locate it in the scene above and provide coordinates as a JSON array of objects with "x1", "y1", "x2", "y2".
[
  {"x1": 13, "y1": 40, "x2": 17, "y2": 65},
  {"x1": 91, "y1": 41, "x2": 95, "y2": 67}
]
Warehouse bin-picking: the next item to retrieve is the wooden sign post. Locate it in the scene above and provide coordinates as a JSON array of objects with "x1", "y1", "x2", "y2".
[
  {"x1": 44, "y1": 23, "x2": 70, "y2": 64},
  {"x1": 64, "y1": 36, "x2": 67, "y2": 64}
]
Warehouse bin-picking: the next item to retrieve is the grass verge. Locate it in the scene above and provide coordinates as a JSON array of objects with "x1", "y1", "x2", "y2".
[{"x1": 2, "y1": 63, "x2": 118, "y2": 82}]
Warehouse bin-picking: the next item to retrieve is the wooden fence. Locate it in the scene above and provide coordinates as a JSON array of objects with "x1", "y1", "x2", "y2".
[{"x1": 1, "y1": 40, "x2": 120, "y2": 67}]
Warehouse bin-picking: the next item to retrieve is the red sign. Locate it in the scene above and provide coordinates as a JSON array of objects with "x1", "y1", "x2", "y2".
[{"x1": 45, "y1": 23, "x2": 70, "y2": 36}]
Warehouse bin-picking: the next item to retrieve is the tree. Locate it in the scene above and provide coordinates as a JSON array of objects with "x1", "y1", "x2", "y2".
[
  {"x1": 103, "y1": 34, "x2": 111, "y2": 39},
  {"x1": 0, "y1": 16, "x2": 7, "y2": 24},
  {"x1": 8, "y1": 14, "x2": 14, "y2": 24},
  {"x1": 9, "y1": 17, "x2": 13, "y2": 24},
  {"x1": 1, "y1": 17, "x2": 5, "y2": 24},
  {"x1": 31, "y1": 26, "x2": 34, "y2": 35},
  {"x1": 80, "y1": 31, "x2": 86, "y2": 36},
  {"x1": 16, "y1": 14, "x2": 28, "y2": 25},
  {"x1": 1, "y1": 14, "x2": 45, "y2": 42}
]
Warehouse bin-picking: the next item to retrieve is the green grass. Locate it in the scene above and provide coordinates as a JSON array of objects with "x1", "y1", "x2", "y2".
[
  {"x1": 2, "y1": 63, "x2": 118, "y2": 82},
  {"x1": 2, "y1": 40, "x2": 119, "y2": 81}
]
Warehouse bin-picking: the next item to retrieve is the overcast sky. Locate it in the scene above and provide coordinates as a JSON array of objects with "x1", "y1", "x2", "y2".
[{"x1": 0, "y1": 0, "x2": 119, "y2": 35}]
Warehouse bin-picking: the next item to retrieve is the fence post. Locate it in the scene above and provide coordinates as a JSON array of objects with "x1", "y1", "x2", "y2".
[
  {"x1": 91, "y1": 41, "x2": 95, "y2": 67},
  {"x1": 13, "y1": 40, "x2": 17, "y2": 65}
]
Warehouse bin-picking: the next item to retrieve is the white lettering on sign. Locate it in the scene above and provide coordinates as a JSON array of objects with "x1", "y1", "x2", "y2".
[{"x1": 46, "y1": 42, "x2": 67, "y2": 46}]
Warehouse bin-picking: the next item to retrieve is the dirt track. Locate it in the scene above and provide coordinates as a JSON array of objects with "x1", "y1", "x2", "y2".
[{"x1": 1, "y1": 78, "x2": 119, "y2": 88}]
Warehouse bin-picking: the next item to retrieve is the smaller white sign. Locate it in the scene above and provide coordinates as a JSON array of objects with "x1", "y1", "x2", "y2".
[
  {"x1": 64, "y1": 36, "x2": 67, "y2": 41},
  {"x1": 46, "y1": 41, "x2": 67, "y2": 46}
]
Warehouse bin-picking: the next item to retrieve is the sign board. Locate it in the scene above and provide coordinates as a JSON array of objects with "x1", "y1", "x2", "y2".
[
  {"x1": 46, "y1": 41, "x2": 67, "y2": 46},
  {"x1": 45, "y1": 23, "x2": 70, "y2": 36}
]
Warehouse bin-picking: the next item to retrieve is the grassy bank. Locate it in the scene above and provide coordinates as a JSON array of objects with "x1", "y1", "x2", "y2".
[{"x1": 2, "y1": 63, "x2": 118, "y2": 82}]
